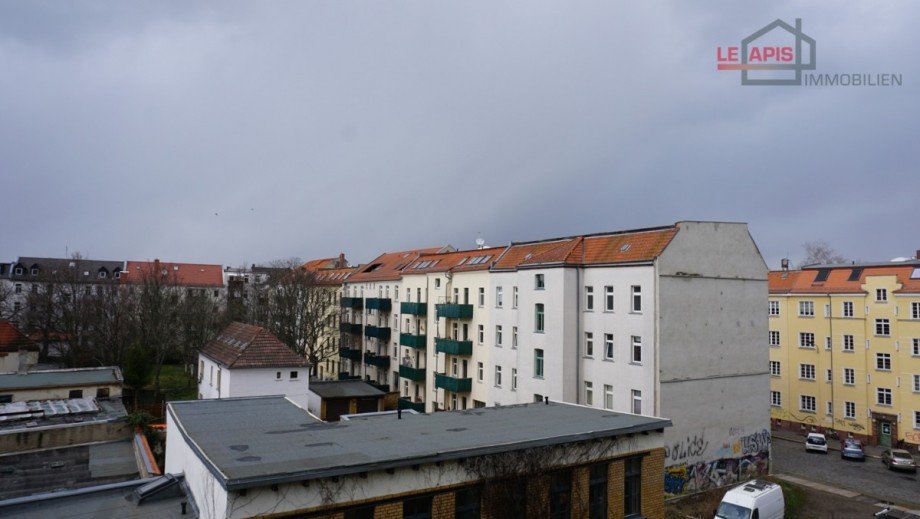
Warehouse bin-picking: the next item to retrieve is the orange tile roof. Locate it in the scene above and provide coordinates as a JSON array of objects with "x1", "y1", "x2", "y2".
[
  {"x1": 402, "y1": 247, "x2": 508, "y2": 275},
  {"x1": 301, "y1": 258, "x2": 337, "y2": 271},
  {"x1": 201, "y1": 322, "x2": 308, "y2": 369},
  {"x1": 122, "y1": 260, "x2": 224, "y2": 287},
  {"x1": 769, "y1": 263, "x2": 920, "y2": 294},
  {"x1": 0, "y1": 320, "x2": 37, "y2": 353},
  {"x1": 312, "y1": 267, "x2": 357, "y2": 286},
  {"x1": 492, "y1": 239, "x2": 580, "y2": 270},
  {"x1": 347, "y1": 246, "x2": 449, "y2": 283}
]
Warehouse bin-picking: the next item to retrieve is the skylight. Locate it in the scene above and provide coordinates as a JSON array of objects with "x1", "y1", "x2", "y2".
[
  {"x1": 911, "y1": 268, "x2": 920, "y2": 280},
  {"x1": 814, "y1": 269, "x2": 830, "y2": 282},
  {"x1": 847, "y1": 268, "x2": 863, "y2": 282}
]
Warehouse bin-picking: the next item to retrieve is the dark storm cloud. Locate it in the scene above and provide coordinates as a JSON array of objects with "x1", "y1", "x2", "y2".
[{"x1": 0, "y1": 1, "x2": 917, "y2": 268}]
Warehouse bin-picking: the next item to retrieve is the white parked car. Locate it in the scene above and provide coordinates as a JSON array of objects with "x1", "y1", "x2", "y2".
[
  {"x1": 805, "y1": 432, "x2": 828, "y2": 453},
  {"x1": 715, "y1": 480, "x2": 785, "y2": 519}
]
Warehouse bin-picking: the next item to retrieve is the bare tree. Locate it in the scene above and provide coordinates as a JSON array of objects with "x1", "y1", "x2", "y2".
[
  {"x1": 176, "y1": 290, "x2": 226, "y2": 383},
  {"x1": 85, "y1": 281, "x2": 138, "y2": 367},
  {"x1": 134, "y1": 265, "x2": 183, "y2": 393},
  {"x1": 799, "y1": 240, "x2": 846, "y2": 267},
  {"x1": 0, "y1": 281, "x2": 20, "y2": 322}
]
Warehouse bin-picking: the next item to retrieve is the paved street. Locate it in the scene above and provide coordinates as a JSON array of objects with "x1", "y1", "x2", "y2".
[{"x1": 773, "y1": 436, "x2": 920, "y2": 507}]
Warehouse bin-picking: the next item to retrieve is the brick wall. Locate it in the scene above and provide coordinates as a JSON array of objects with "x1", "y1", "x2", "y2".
[
  {"x1": 641, "y1": 449, "x2": 665, "y2": 519},
  {"x1": 608, "y1": 458, "x2": 625, "y2": 519},
  {"x1": 432, "y1": 492, "x2": 454, "y2": 518},
  {"x1": 373, "y1": 501, "x2": 402, "y2": 519}
]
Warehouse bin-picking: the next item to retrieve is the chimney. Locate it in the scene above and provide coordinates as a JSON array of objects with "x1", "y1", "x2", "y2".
[
  {"x1": 915, "y1": 250, "x2": 920, "y2": 260},
  {"x1": 781, "y1": 258, "x2": 790, "y2": 271},
  {"x1": 337, "y1": 253, "x2": 346, "y2": 268}
]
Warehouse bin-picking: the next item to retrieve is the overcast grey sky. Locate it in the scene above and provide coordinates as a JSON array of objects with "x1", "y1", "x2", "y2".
[{"x1": 1, "y1": 1, "x2": 916, "y2": 269}]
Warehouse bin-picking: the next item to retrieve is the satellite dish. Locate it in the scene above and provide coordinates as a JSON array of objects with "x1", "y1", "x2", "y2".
[{"x1": 475, "y1": 237, "x2": 485, "y2": 249}]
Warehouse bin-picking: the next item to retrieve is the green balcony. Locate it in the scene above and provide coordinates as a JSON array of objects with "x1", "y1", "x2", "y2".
[
  {"x1": 400, "y1": 302, "x2": 428, "y2": 316},
  {"x1": 340, "y1": 322, "x2": 362, "y2": 335},
  {"x1": 435, "y1": 337, "x2": 473, "y2": 356},
  {"x1": 399, "y1": 364, "x2": 426, "y2": 382},
  {"x1": 364, "y1": 352, "x2": 391, "y2": 369},
  {"x1": 364, "y1": 325, "x2": 391, "y2": 341},
  {"x1": 338, "y1": 372, "x2": 360, "y2": 381},
  {"x1": 435, "y1": 303, "x2": 473, "y2": 319},
  {"x1": 340, "y1": 297, "x2": 363, "y2": 309},
  {"x1": 365, "y1": 298, "x2": 392, "y2": 312},
  {"x1": 339, "y1": 347, "x2": 362, "y2": 360},
  {"x1": 400, "y1": 333, "x2": 427, "y2": 349},
  {"x1": 368, "y1": 381, "x2": 392, "y2": 393},
  {"x1": 434, "y1": 373, "x2": 472, "y2": 393},
  {"x1": 398, "y1": 397, "x2": 426, "y2": 413}
]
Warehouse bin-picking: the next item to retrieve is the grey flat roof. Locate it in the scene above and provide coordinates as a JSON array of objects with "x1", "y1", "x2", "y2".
[
  {"x1": 0, "y1": 367, "x2": 122, "y2": 392},
  {"x1": 0, "y1": 398, "x2": 127, "y2": 434},
  {"x1": 168, "y1": 396, "x2": 670, "y2": 491},
  {"x1": 308, "y1": 380, "x2": 385, "y2": 399}
]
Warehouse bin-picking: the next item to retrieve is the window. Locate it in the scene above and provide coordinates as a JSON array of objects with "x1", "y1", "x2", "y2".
[
  {"x1": 631, "y1": 285, "x2": 642, "y2": 312},
  {"x1": 69, "y1": 389, "x2": 84, "y2": 399},
  {"x1": 876, "y1": 353, "x2": 891, "y2": 371},
  {"x1": 800, "y1": 395, "x2": 816, "y2": 412},
  {"x1": 585, "y1": 381, "x2": 594, "y2": 405},
  {"x1": 495, "y1": 325, "x2": 503, "y2": 347},
  {"x1": 495, "y1": 286, "x2": 503, "y2": 308},
  {"x1": 512, "y1": 326, "x2": 518, "y2": 348},
  {"x1": 844, "y1": 368, "x2": 855, "y2": 385},
  {"x1": 535, "y1": 273, "x2": 545, "y2": 289},
  {"x1": 604, "y1": 385, "x2": 613, "y2": 410},
  {"x1": 549, "y1": 470, "x2": 572, "y2": 519},
  {"x1": 624, "y1": 457, "x2": 642, "y2": 517},
  {"x1": 30, "y1": 267, "x2": 38, "y2": 276},
  {"x1": 769, "y1": 331, "x2": 780, "y2": 347},
  {"x1": 876, "y1": 288, "x2": 888, "y2": 302},
  {"x1": 826, "y1": 401, "x2": 833, "y2": 415},
  {"x1": 478, "y1": 287, "x2": 485, "y2": 307},
  {"x1": 877, "y1": 387, "x2": 892, "y2": 406},
  {"x1": 843, "y1": 301, "x2": 854, "y2": 317},
  {"x1": 631, "y1": 336, "x2": 642, "y2": 363},
  {"x1": 769, "y1": 361, "x2": 781, "y2": 376},
  {"x1": 914, "y1": 339, "x2": 920, "y2": 356},
  {"x1": 912, "y1": 374, "x2": 920, "y2": 392},
  {"x1": 512, "y1": 286, "x2": 518, "y2": 308},
  {"x1": 770, "y1": 391, "x2": 781, "y2": 406},
  {"x1": 13, "y1": 267, "x2": 22, "y2": 275},
  {"x1": 604, "y1": 286, "x2": 614, "y2": 311},
  {"x1": 96, "y1": 388, "x2": 110, "y2": 398},
  {"x1": 604, "y1": 333, "x2": 614, "y2": 360},
  {"x1": 535, "y1": 304, "x2": 545, "y2": 332},
  {"x1": 843, "y1": 335, "x2": 855, "y2": 352},
  {"x1": 534, "y1": 349, "x2": 544, "y2": 378},
  {"x1": 344, "y1": 506, "x2": 375, "y2": 519},
  {"x1": 799, "y1": 301, "x2": 814, "y2": 316},
  {"x1": 631, "y1": 390, "x2": 641, "y2": 414},
  {"x1": 495, "y1": 366, "x2": 502, "y2": 387},
  {"x1": 913, "y1": 302, "x2": 920, "y2": 320},
  {"x1": 585, "y1": 286, "x2": 594, "y2": 310},
  {"x1": 845, "y1": 401, "x2": 856, "y2": 419},
  {"x1": 477, "y1": 325, "x2": 484, "y2": 343},
  {"x1": 455, "y1": 487, "x2": 481, "y2": 519},
  {"x1": 875, "y1": 319, "x2": 890, "y2": 336},
  {"x1": 799, "y1": 332, "x2": 815, "y2": 348},
  {"x1": 0, "y1": 395, "x2": 12, "y2": 404},
  {"x1": 477, "y1": 362, "x2": 483, "y2": 382},
  {"x1": 769, "y1": 300, "x2": 780, "y2": 316},
  {"x1": 403, "y1": 495, "x2": 432, "y2": 519},
  {"x1": 588, "y1": 463, "x2": 608, "y2": 519},
  {"x1": 511, "y1": 368, "x2": 517, "y2": 391},
  {"x1": 434, "y1": 278, "x2": 440, "y2": 289},
  {"x1": 915, "y1": 411, "x2": 920, "y2": 429},
  {"x1": 585, "y1": 332, "x2": 594, "y2": 357},
  {"x1": 799, "y1": 364, "x2": 815, "y2": 380},
  {"x1": 14, "y1": 283, "x2": 21, "y2": 294},
  {"x1": 290, "y1": 371, "x2": 299, "y2": 379}
]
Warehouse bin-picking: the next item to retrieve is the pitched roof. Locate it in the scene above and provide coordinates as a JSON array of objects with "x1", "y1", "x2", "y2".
[
  {"x1": 769, "y1": 263, "x2": 920, "y2": 294},
  {"x1": 300, "y1": 258, "x2": 338, "y2": 271},
  {"x1": 121, "y1": 260, "x2": 224, "y2": 287},
  {"x1": 0, "y1": 320, "x2": 38, "y2": 353},
  {"x1": 401, "y1": 246, "x2": 508, "y2": 275},
  {"x1": 492, "y1": 225, "x2": 678, "y2": 270},
  {"x1": 310, "y1": 267, "x2": 356, "y2": 286},
  {"x1": 10, "y1": 257, "x2": 125, "y2": 283},
  {"x1": 346, "y1": 246, "x2": 450, "y2": 283},
  {"x1": 201, "y1": 322, "x2": 308, "y2": 369}
]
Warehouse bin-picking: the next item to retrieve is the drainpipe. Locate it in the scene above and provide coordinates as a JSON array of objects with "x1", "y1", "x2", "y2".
[
  {"x1": 575, "y1": 244, "x2": 583, "y2": 405},
  {"x1": 827, "y1": 294, "x2": 836, "y2": 434},
  {"x1": 653, "y1": 258, "x2": 660, "y2": 417}
]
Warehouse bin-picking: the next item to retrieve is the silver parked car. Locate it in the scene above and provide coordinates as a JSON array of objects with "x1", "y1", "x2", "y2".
[
  {"x1": 841, "y1": 439, "x2": 865, "y2": 461},
  {"x1": 881, "y1": 449, "x2": 916, "y2": 472}
]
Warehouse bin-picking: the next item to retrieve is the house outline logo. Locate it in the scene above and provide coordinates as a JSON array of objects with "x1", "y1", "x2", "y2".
[{"x1": 717, "y1": 18, "x2": 816, "y2": 86}]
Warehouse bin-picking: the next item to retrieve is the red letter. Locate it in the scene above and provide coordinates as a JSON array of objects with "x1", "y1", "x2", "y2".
[{"x1": 780, "y1": 47, "x2": 794, "y2": 62}]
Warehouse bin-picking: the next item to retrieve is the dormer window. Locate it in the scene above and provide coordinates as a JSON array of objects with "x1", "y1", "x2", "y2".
[
  {"x1": 30, "y1": 268, "x2": 38, "y2": 276},
  {"x1": 113, "y1": 271, "x2": 121, "y2": 279},
  {"x1": 14, "y1": 267, "x2": 23, "y2": 275},
  {"x1": 98, "y1": 270, "x2": 107, "y2": 279}
]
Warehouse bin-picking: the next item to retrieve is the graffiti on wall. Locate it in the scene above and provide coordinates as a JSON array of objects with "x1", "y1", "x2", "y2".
[
  {"x1": 905, "y1": 431, "x2": 920, "y2": 444},
  {"x1": 664, "y1": 428, "x2": 771, "y2": 497}
]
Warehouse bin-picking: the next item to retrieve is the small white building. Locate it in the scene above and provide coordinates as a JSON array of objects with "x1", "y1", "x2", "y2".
[{"x1": 198, "y1": 322, "x2": 310, "y2": 409}]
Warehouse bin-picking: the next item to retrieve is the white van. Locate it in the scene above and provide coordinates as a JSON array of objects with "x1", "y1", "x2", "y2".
[{"x1": 715, "y1": 480, "x2": 785, "y2": 519}]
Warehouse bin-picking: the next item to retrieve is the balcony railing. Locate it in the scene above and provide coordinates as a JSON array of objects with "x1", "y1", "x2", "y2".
[
  {"x1": 434, "y1": 337, "x2": 473, "y2": 356},
  {"x1": 364, "y1": 352, "x2": 391, "y2": 369},
  {"x1": 337, "y1": 372, "x2": 360, "y2": 381},
  {"x1": 364, "y1": 325, "x2": 391, "y2": 342},
  {"x1": 400, "y1": 333, "x2": 427, "y2": 349},
  {"x1": 339, "y1": 347, "x2": 362, "y2": 360},
  {"x1": 435, "y1": 303, "x2": 474, "y2": 319},
  {"x1": 368, "y1": 381, "x2": 392, "y2": 393},
  {"x1": 400, "y1": 302, "x2": 428, "y2": 316},
  {"x1": 434, "y1": 373, "x2": 472, "y2": 393},
  {"x1": 365, "y1": 298, "x2": 392, "y2": 312},
  {"x1": 398, "y1": 397, "x2": 426, "y2": 413},
  {"x1": 399, "y1": 364, "x2": 426, "y2": 382},
  {"x1": 340, "y1": 322, "x2": 362, "y2": 335},
  {"x1": 340, "y1": 297, "x2": 363, "y2": 309}
]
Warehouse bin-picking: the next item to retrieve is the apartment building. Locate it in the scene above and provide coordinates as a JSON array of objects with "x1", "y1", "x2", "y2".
[
  {"x1": 301, "y1": 255, "x2": 355, "y2": 380},
  {"x1": 339, "y1": 222, "x2": 769, "y2": 496},
  {"x1": 121, "y1": 259, "x2": 225, "y2": 301},
  {"x1": 769, "y1": 258, "x2": 920, "y2": 450}
]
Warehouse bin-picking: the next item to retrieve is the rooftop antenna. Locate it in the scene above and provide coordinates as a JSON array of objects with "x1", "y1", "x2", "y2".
[{"x1": 475, "y1": 233, "x2": 486, "y2": 250}]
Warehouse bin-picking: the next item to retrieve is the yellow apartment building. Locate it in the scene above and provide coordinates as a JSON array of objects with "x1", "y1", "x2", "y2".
[{"x1": 769, "y1": 260, "x2": 920, "y2": 450}]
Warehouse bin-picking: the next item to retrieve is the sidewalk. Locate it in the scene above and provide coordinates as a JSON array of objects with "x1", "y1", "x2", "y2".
[{"x1": 771, "y1": 429, "x2": 884, "y2": 459}]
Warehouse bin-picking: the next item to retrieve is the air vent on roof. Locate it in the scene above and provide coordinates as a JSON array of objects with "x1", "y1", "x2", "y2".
[
  {"x1": 524, "y1": 253, "x2": 533, "y2": 260},
  {"x1": 620, "y1": 243, "x2": 631, "y2": 253}
]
